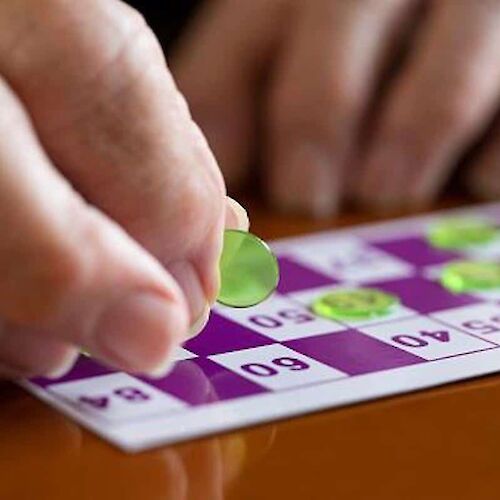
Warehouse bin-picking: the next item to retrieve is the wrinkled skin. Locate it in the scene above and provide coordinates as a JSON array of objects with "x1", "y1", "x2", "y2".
[{"x1": 0, "y1": 0, "x2": 247, "y2": 378}]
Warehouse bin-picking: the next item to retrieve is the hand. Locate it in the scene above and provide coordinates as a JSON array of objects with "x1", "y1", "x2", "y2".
[
  {"x1": 172, "y1": 0, "x2": 500, "y2": 216},
  {"x1": 0, "y1": 0, "x2": 247, "y2": 378}
]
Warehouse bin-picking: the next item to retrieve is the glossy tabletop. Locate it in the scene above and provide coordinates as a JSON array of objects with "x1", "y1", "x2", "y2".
[{"x1": 2, "y1": 198, "x2": 500, "y2": 500}]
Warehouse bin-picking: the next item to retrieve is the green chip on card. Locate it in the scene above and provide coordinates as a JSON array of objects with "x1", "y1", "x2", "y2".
[
  {"x1": 312, "y1": 288, "x2": 399, "y2": 321},
  {"x1": 440, "y1": 260, "x2": 500, "y2": 293},
  {"x1": 217, "y1": 230, "x2": 279, "y2": 308},
  {"x1": 428, "y1": 218, "x2": 498, "y2": 249}
]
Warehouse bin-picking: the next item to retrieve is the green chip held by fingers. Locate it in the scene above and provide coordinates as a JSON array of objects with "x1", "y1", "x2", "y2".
[
  {"x1": 428, "y1": 218, "x2": 498, "y2": 249},
  {"x1": 217, "y1": 229, "x2": 279, "y2": 308},
  {"x1": 312, "y1": 288, "x2": 399, "y2": 321},
  {"x1": 440, "y1": 260, "x2": 500, "y2": 293}
]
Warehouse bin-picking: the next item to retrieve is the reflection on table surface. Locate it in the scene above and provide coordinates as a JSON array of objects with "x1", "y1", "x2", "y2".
[
  {"x1": 0, "y1": 381, "x2": 276, "y2": 499},
  {"x1": 4, "y1": 374, "x2": 500, "y2": 500}
]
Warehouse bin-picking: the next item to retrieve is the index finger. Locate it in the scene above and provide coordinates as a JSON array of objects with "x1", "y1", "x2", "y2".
[{"x1": 0, "y1": 0, "x2": 231, "y2": 323}]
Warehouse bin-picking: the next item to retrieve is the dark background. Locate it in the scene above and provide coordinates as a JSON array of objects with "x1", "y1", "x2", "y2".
[{"x1": 125, "y1": 1, "x2": 201, "y2": 50}]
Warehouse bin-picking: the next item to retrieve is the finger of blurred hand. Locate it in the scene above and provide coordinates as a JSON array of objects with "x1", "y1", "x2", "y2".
[
  {"x1": 0, "y1": 75, "x2": 189, "y2": 378},
  {"x1": 465, "y1": 118, "x2": 500, "y2": 200},
  {"x1": 0, "y1": 0, "x2": 237, "y2": 326},
  {"x1": 171, "y1": 0, "x2": 288, "y2": 190},
  {"x1": 356, "y1": 0, "x2": 500, "y2": 209},
  {"x1": 267, "y1": 0, "x2": 415, "y2": 217}
]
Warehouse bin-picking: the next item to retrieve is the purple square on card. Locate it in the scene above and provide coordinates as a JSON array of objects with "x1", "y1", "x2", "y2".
[
  {"x1": 185, "y1": 313, "x2": 273, "y2": 356},
  {"x1": 370, "y1": 237, "x2": 461, "y2": 267},
  {"x1": 143, "y1": 358, "x2": 266, "y2": 405},
  {"x1": 30, "y1": 356, "x2": 113, "y2": 388},
  {"x1": 370, "y1": 276, "x2": 480, "y2": 313},
  {"x1": 276, "y1": 256, "x2": 337, "y2": 293},
  {"x1": 286, "y1": 330, "x2": 424, "y2": 375}
]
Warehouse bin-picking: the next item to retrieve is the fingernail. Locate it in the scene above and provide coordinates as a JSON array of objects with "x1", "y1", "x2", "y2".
[
  {"x1": 272, "y1": 143, "x2": 339, "y2": 218},
  {"x1": 94, "y1": 292, "x2": 186, "y2": 377},
  {"x1": 46, "y1": 349, "x2": 80, "y2": 379},
  {"x1": 187, "y1": 303, "x2": 211, "y2": 339},
  {"x1": 225, "y1": 197, "x2": 249, "y2": 231}
]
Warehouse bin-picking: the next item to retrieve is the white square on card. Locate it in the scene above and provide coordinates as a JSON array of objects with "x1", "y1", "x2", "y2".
[
  {"x1": 361, "y1": 316, "x2": 494, "y2": 360},
  {"x1": 421, "y1": 264, "x2": 445, "y2": 281},
  {"x1": 431, "y1": 303, "x2": 500, "y2": 345},
  {"x1": 466, "y1": 289, "x2": 500, "y2": 302},
  {"x1": 287, "y1": 237, "x2": 413, "y2": 283},
  {"x1": 49, "y1": 373, "x2": 185, "y2": 422},
  {"x1": 216, "y1": 295, "x2": 345, "y2": 340},
  {"x1": 461, "y1": 238, "x2": 500, "y2": 260},
  {"x1": 174, "y1": 347, "x2": 197, "y2": 361},
  {"x1": 209, "y1": 344, "x2": 345, "y2": 390},
  {"x1": 289, "y1": 284, "x2": 417, "y2": 328}
]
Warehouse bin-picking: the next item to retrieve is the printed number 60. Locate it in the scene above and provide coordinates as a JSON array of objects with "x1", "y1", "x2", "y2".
[{"x1": 241, "y1": 357, "x2": 309, "y2": 377}]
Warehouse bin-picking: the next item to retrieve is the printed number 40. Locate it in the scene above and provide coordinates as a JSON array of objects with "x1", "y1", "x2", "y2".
[{"x1": 392, "y1": 330, "x2": 450, "y2": 348}]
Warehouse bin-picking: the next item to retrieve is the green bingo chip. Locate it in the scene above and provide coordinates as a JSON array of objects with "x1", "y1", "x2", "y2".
[
  {"x1": 428, "y1": 218, "x2": 498, "y2": 249},
  {"x1": 440, "y1": 260, "x2": 500, "y2": 293},
  {"x1": 312, "y1": 288, "x2": 399, "y2": 321},
  {"x1": 217, "y1": 229, "x2": 279, "y2": 308}
]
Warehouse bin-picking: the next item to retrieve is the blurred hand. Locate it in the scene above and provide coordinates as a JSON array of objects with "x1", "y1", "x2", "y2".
[
  {"x1": 0, "y1": 0, "x2": 248, "y2": 379},
  {"x1": 172, "y1": 0, "x2": 500, "y2": 216}
]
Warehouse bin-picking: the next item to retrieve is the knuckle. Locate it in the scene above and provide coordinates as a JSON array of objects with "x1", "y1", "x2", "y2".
[
  {"x1": 113, "y1": 2, "x2": 149, "y2": 31},
  {"x1": 107, "y1": 7, "x2": 164, "y2": 72},
  {"x1": 114, "y1": 8, "x2": 164, "y2": 64},
  {"x1": 27, "y1": 0, "x2": 162, "y2": 76}
]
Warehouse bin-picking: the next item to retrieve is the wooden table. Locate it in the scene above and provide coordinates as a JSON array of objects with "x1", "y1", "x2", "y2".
[{"x1": 2, "y1": 198, "x2": 500, "y2": 500}]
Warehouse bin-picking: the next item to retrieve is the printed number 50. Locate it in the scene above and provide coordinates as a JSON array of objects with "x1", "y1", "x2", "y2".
[{"x1": 249, "y1": 309, "x2": 315, "y2": 329}]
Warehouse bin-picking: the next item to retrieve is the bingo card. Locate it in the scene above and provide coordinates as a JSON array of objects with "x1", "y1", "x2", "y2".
[{"x1": 21, "y1": 202, "x2": 500, "y2": 452}]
